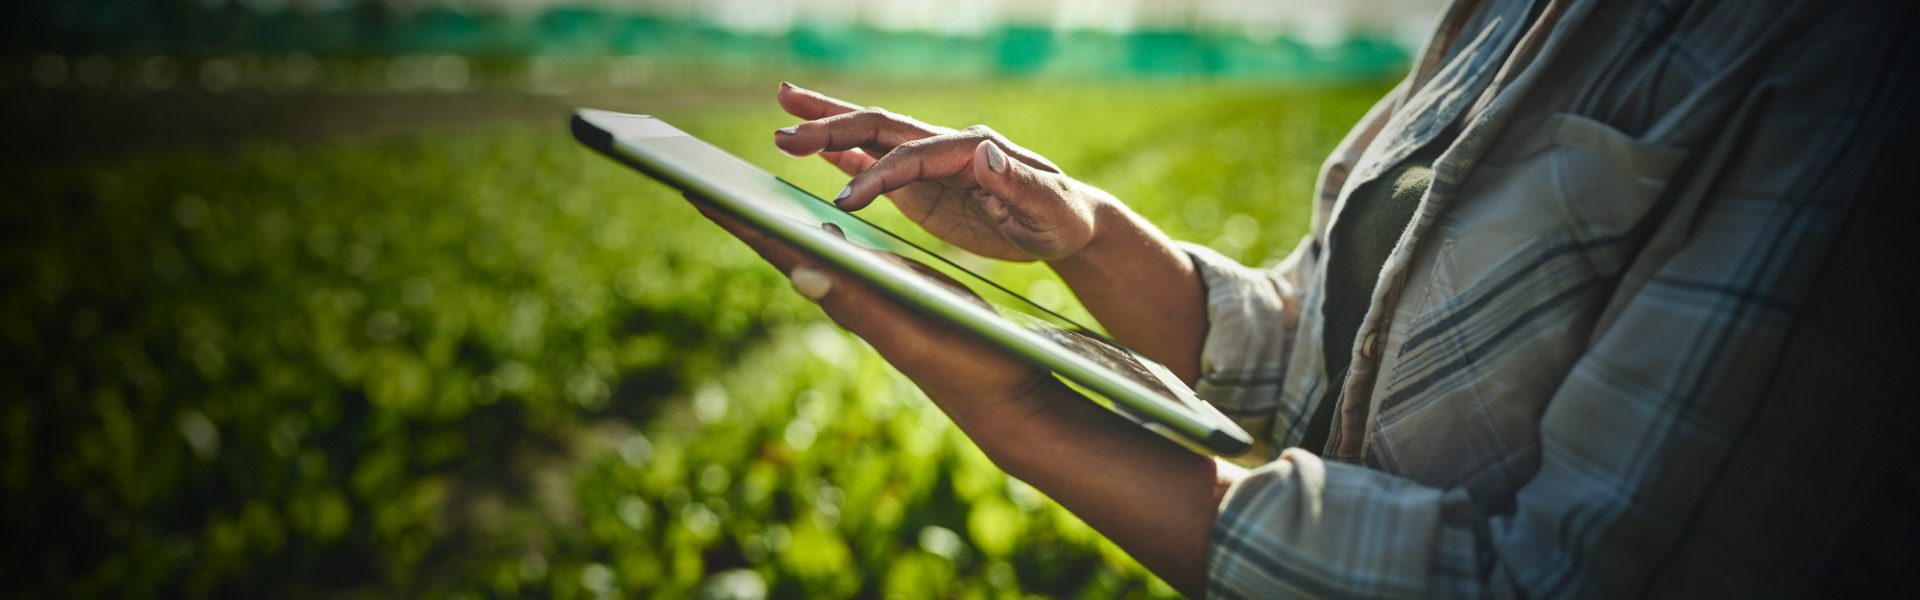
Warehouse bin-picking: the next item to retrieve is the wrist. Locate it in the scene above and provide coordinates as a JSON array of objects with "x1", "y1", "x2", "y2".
[
  {"x1": 1047, "y1": 194, "x2": 1191, "y2": 290},
  {"x1": 1048, "y1": 192, "x2": 1135, "y2": 273},
  {"x1": 1034, "y1": 190, "x2": 1207, "y2": 384}
]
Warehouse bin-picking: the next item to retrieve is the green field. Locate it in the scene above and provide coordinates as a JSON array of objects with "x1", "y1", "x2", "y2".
[{"x1": 1, "y1": 80, "x2": 1387, "y2": 598}]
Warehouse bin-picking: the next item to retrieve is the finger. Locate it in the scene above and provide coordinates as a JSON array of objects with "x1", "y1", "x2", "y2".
[
  {"x1": 687, "y1": 187, "x2": 973, "y2": 362},
  {"x1": 777, "y1": 81, "x2": 861, "y2": 120},
  {"x1": 774, "y1": 107, "x2": 946, "y2": 159},
  {"x1": 793, "y1": 257, "x2": 966, "y2": 363},
  {"x1": 970, "y1": 139, "x2": 1072, "y2": 226},
  {"x1": 784, "y1": 260, "x2": 920, "y2": 349},
  {"x1": 836, "y1": 135, "x2": 982, "y2": 211},
  {"x1": 787, "y1": 264, "x2": 834, "y2": 301},
  {"x1": 957, "y1": 124, "x2": 1064, "y2": 175},
  {"x1": 819, "y1": 149, "x2": 877, "y2": 176},
  {"x1": 688, "y1": 188, "x2": 980, "y2": 365}
]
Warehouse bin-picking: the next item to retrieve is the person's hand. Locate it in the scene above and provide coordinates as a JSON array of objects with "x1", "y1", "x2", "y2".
[
  {"x1": 771, "y1": 82, "x2": 1114, "y2": 262},
  {"x1": 681, "y1": 193, "x2": 1059, "y2": 429}
]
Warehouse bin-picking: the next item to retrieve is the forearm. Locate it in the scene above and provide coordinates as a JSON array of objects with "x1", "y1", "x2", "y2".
[
  {"x1": 939, "y1": 380, "x2": 1244, "y2": 598},
  {"x1": 1048, "y1": 197, "x2": 1209, "y2": 384}
]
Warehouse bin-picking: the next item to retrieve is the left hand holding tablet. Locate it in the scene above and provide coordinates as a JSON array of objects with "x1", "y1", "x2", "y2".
[{"x1": 681, "y1": 193, "x2": 1061, "y2": 435}]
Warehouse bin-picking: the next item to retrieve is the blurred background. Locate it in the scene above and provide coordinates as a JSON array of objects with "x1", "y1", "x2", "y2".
[{"x1": 0, "y1": 0, "x2": 1437, "y2": 597}]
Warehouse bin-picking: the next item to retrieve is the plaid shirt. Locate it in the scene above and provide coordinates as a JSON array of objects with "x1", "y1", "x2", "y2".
[{"x1": 1184, "y1": 0, "x2": 1920, "y2": 596}]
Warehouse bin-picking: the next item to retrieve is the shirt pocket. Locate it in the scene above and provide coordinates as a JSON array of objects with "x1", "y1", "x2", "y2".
[
  {"x1": 1543, "y1": 112, "x2": 1689, "y2": 274},
  {"x1": 1367, "y1": 113, "x2": 1686, "y2": 494}
]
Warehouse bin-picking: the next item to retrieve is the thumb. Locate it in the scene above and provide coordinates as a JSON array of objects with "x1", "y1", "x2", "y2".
[{"x1": 971, "y1": 140, "x2": 1066, "y2": 228}]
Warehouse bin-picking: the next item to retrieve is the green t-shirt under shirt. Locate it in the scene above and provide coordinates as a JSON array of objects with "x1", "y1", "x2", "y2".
[{"x1": 1298, "y1": 140, "x2": 1445, "y2": 454}]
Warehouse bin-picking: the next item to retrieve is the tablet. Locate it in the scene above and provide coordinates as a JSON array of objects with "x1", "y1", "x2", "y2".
[{"x1": 571, "y1": 109, "x2": 1252, "y2": 457}]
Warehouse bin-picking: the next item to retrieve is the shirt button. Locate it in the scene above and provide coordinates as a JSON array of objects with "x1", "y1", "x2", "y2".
[{"x1": 1360, "y1": 330, "x2": 1378, "y2": 359}]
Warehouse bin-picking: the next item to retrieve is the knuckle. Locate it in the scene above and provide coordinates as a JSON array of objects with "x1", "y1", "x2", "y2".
[
  {"x1": 890, "y1": 138, "x2": 929, "y2": 155},
  {"x1": 963, "y1": 124, "x2": 997, "y2": 137}
]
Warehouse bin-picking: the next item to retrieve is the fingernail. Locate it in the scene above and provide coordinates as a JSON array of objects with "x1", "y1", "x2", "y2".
[
  {"x1": 779, "y1": 81, "x2": 793, "y2": 91},
  {"x1": 985, "y1": 143, "x2": 1008, "y2": 173},
  {"x1": 833, "y1": 185, "x2": 852, "y2": 208},
  {"x1": 775, "y1": 125, "x2": 798, "y2": 135},
  {"x1": 789, "y1": 267, "x2": 832, "y2": 301}
]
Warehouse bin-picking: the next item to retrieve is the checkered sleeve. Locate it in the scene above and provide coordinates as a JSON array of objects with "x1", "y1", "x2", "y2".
[
  {"x1": 1180, "y1": 240, "x2": 1315, "y2": 431},
  {"x1": 1210, "y1": 449, "x2": 1485, "y2": 599}
]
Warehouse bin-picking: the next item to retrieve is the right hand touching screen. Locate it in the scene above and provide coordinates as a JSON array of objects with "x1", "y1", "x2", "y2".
[
  {"x1": 771, "y1": 82, "x2": 1116, "y2": 262},
  {"x1": 772, "y1": 82, "x2": 1207, "y2": 385}
]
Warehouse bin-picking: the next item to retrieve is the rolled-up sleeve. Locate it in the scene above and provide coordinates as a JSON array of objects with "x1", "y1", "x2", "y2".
[
  {"x1": 1180, "y1": 240, "x2": 1316, "y2": 425},
  {"x1": 1211, "y1": 450, "x2": 1484, "y2": 598}
]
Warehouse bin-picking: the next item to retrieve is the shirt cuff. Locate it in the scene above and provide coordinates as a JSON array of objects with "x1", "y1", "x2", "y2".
[
  {"x1": 1208, "y1": 449, "x2": 1476, "y2": 599},
  {"x1": 1178, "y1": 242, "x2": 1299, "y2": 419}
]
